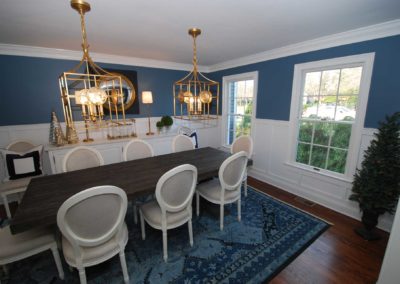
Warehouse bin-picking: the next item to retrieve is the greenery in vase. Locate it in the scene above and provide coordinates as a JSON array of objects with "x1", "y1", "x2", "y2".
[
  {"x1": 156, "y1": 121, "x2": 164, "y2": 128},
  {"x1": 161, "y1": 115, "x2": 173, "y2": 127},
  {"x1": 349, "y1": 112, "x2": 400, "y2": 215}
]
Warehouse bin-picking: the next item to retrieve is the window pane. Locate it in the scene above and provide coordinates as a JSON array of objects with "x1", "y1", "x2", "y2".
[
  {"x1": 331, "y1": 123, "x2": 352, "y2": 149},
  {"x1": 327, "y1": 148, "x2": 347, "y2": 174},
  {"x1": 310, "y1": 146, "x2": 328, "y2": 169},
  {"x1": 304, "y1": 72, "x2": 321, "y2": 96},
  {"x1": 336, "y1": 96, "x2": 357, "y2": 121},
  {"x1": 318, "y1": 96, "x2": 337, "y2": 120},
  {"x1": 296, "y1": 143, "x2": 311, "y2": 164},
  {"x1": 320, "y1": 70, "x2": 340, "y2": 96},
  {"x1": 302, "y1": 96, "x2": 319, "y2": 118},
  {"x1": 313, "y1": 122, "x2": 331, "y2": 146},
  {"x1": 339, "y1": 67, "x2": 362, "y2": 96},
  {"x1": 298, "y1": 121, "x2": 313, "y2": 143}
]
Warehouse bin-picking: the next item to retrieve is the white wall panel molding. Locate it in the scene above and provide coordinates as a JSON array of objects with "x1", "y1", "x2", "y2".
[
  {"x1": 0, "y1": 44, "x2": 209, "y2": 72},
  {"x1": 209, "y1": 20, "x2": 400, "y2": 72},
  {"x1": 248, "y1": 118, "x2": 393, "y2": 232}
]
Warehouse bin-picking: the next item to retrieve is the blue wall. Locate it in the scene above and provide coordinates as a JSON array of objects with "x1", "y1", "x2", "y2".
[
  {"x1": 0, "y1": 55, "x2": 186, "y2": 126},
  {"x1": 1, "y1": 35, "x2": 399, "y2": 127},
  {"x1": 210, "y1": 35, "x2": 400, "y2": 128}
]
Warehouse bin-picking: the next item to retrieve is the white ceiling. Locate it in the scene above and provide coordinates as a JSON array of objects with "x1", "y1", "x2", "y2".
[{"x1": 0, "y1": 0, "x2": 399, "y2": 67}]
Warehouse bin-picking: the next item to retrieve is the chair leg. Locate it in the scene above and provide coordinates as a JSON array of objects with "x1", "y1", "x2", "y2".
[
  {"x1": 139, "y1": 210, "x2": 146, "y2": 240},
  {"x1": 196, "y1": 192, "x2": 200, "y2": 216},
  {"x1": 244, "y1": 178, "x2": 248, "y2": 197},
  {"x1": 188, "y1": 219, "x2": 193, "y2": 246},
  {"x1": 238, "y1": 197, "x2": 241, "y2": 222},
  {"x1": 1, "y1": 194, "x2": 12, "y2": 219},
  {"x1": 50, "y1": 245, "x2": 65, "y2": 280},
  {"x1": 78, "y1": 266, "x2": 87, "y2": 284},
  {"x1": 133, "y1": 203, "x2": 138, "y2": 224},
  {"x1": 162, "y1": 230, "x2": 168, "y2": 262},
  {"x1": 119, "y1": 251, "x2": 129, "y2": 284},
  {"x1": 220, "y1": 204, "x2": 224, "y2": 231}
]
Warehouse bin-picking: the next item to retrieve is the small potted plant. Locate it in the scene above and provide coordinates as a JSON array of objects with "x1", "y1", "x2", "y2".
[
  {"x1": 161, "y1": 115, "x2": 173, "y2": 132},
  {"x1": 156, "y1": 120, "x2": 164, "y2": 134},
  {"x1": 349, "y1": 112, "x2": 400, "y2": 240}
]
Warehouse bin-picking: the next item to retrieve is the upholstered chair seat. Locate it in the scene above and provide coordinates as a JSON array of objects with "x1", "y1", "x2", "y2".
[
  {"x1": 61, "y1": 223, "x2": 128, "y2": 266},
  {"x1": 0, "y1": 225, "x2": 64, "y2": 280},
  {"x1": 196, "y1": 178, "x2": 241, "y2": 203},
  {"x1": 140, "y1": 202, "x2": 191, "y2": 229}
]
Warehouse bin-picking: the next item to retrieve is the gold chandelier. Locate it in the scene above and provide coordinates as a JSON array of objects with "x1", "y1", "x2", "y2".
[
  {"x1": 59, "y1": 0, "x2": 131, "y2": 143},
  {"x1": 173, "y1": 28, "x2": 219, "y2": 120}
]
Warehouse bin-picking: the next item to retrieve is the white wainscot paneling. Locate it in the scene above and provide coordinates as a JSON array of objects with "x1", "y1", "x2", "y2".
[{"x1": 248, "y1": 118, "x2": 394, "y2": 232}]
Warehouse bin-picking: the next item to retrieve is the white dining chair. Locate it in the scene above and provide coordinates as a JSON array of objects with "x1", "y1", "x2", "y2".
[
  {"x1": 139, "y1": 164, "x2": 197, "y2": 262},
  {"x1": 196, "y1": 151, "x2": 248, "y2": 230},
  {"x1": 231, "y1": 135, "x2": 253, "y2": 196},
  {"x1": 122, "y1": 139, "x2": 155, "y2": 224},
  {"x1": 0, "y1": 140, "x2": 42, "y2": 219},
  {"x1": 123, "y1": 139, "x2": 154, "y2": 161},
  {"x1": 62, "y1": 146, "x2": 104, "y2": 172},
  {"x1": 57, "y1": 185, "x2": 129, "y2": 284},
  {"x1": 0, "y1": 225, "x2": 64, "y2": 280},
  {"x1": 172, "y1": 134, "x2": 195, "y2": 153}
]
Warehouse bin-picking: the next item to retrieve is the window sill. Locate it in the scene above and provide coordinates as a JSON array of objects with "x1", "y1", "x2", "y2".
[{"x1": 284, "y1": 162, "x2": 353, "y2": 183}]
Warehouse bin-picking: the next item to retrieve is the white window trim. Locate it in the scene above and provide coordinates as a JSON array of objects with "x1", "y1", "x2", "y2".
[
  {"x1": 221, "y1": 71, "x2": 258, "y2": 148},
  {"x1": 288, "y1": 53, "x2": 375, "y2": 180}
]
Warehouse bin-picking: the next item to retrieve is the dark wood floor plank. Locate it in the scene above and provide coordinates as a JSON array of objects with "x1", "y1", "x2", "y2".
[{"x1": 248, "y1": 177, "x2": 389, "y2": 284}]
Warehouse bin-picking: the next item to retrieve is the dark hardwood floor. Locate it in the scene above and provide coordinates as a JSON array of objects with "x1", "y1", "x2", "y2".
[
  {"x1": 1, "y1": 177, "x2": 389, "y2": 283},
  {"x1": 248, "y1": 176, "x2": 389, "y2": 284}
]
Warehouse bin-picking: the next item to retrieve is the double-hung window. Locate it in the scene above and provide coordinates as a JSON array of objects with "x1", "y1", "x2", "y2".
[
  {"x1": 289, "y1": 54, "x2": 375, "y2": 179},
  {"x1": 222, "y1": 72, "x2": 258, "y2": 146}
]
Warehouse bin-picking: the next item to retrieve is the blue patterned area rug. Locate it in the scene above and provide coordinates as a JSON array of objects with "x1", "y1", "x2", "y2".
[{"x1": 2, "y1": 186, "x2": 330, "y2": 283}]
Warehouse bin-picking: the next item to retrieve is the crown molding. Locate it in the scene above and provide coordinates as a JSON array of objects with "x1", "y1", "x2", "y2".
[
  {"x1": 0, "y1": 44, "x2": 209, "y2": 72},
  {"x1": 1, "y1": 19, "x2": 399, "y2": 73},
  {"x1": 208, "y1": 19, "x2": 400, "y2": 72}
]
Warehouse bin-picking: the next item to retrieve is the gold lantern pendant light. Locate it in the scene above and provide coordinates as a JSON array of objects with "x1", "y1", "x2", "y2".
[
  {"x1": 59, "y1": 0, "x2": 128, "y2": 143},
  {"x1": 173, "y1": 28, "x2": 219, "y2": 120}
]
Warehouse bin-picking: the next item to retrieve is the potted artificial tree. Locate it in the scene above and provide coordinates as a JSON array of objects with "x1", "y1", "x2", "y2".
[
  {"x1": 156, "y1": 120, "x2": 164, "y2": 134},
  {"x1": 161, "y1": 115, "x2": 173, "y2": 132},
  {"x1": 349, "y1": 112, "x2": 400, "y2": 240}
]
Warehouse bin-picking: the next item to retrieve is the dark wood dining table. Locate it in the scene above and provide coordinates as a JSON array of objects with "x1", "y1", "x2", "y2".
[{"x1": 10, "y1": 147, "x2": 251, "y2": 234}]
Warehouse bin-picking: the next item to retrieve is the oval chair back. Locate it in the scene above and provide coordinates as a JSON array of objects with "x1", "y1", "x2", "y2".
[
  {"x1": 172, "y1": 134, "x2": 195, "y2": 153},
  {"x1": 219, "y1": 151, "x2": 248, "y2": 191},
  {"x1": 156, "y1": 164, "x2": 198, "y2": 214},
  {"x1": 62, "y1": 146, "x2": 104, "y2": 172},
  {"x1": 57, "y1": 185, "x2": 127, "y2": 248},
  {"x1": 231, "y1": 135, "x2": 253, "y2": 158},
  {"x1": 7, "y1": 140, "x2": 36, "y2": 152},
  {"x1": 123, "y1": 139, "x2": 154, "y2": 161}
]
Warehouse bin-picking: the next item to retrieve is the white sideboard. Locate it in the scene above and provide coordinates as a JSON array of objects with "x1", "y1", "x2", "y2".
[{"x1": 46, "y1": 132, "x2": 177, "y2": 174}]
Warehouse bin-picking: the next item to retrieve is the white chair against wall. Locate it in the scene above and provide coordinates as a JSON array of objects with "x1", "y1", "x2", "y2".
[
  {"x1": 196, "y1": 151, "x2": 248, "y2": 230},
  {"x1": 123, "y1": 139, "x2": 154, "y2": 161},
  {"x1": 0, "y1": 140, "x2": 42, "y2": 218},
  {"x1": 230, "y1": 135, "x2": 253, "y2": 197},
  {"x1": 172, "y1": 134, "x2": 195, "y2": 153},
  {"x1": 178, "y1": 126, "x2": 198, "y2": 148},
  {"x1": 57, "y1": 185, "x2": 129, "y2": 284},
  {"x1": 62, "y1": 146, "x2": 104, "y2": 172},
  {"x1": 122, "y1": 139, "x2": 155, "y2": 224},
  {"x1": 0, "y1": 225, "x2": 64, "y2": 280},
  {"x1": 139, "y1": 164, "x2": 197, "y2": 262}
]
